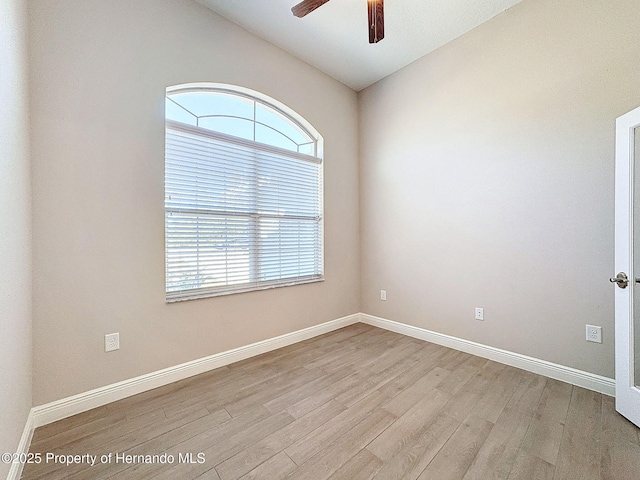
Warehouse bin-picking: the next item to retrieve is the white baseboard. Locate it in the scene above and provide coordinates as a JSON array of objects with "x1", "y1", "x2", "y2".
[
  {"x1": 6, "y1": 410, "x2": 34, "y2": 480},
  {"x1": 31, "y1": 313, "x2": 360, "y2": 428},
  {"x1": 359, "y1": 313, "x2": 615, "y2": 396}
]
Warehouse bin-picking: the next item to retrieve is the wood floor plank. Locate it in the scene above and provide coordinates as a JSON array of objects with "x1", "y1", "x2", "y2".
[
  {"x1": 381, "y1": 367, "x2": 449, "y2": 417},
  {"x1": 26, "y1": 409, "x2": 166, "y2": 479},
  {"x1": 369, "y1": 412, "x2": 459, "y2": 480},
  {"x1": 553, "y1": 386, "x2": 602, "y2": 480},
  {"x1": 198, "y1": 365, "x2": 316, "y2": 415},
  {"x1": 223, "y1": 367, "x2": 326, "y2": 417},
  {"x1": 237, "y1": 451, "x2": 297, "y2": 480},
  {"x1": 601, "y1": 396, "x2": 640, "y2": 445},
  {"x1": 436, "y1": 349, "x2": 473, "y2": 372},
  {"x1": 262, "y1": 365, "x2": 355, "y2": 414},
  {"x1": 98, "y1": 408, "x2": 270, "y2": 480},
  {"x1": 505, "y1": 372, "x2": 547, "y2": 416},
  {"x1": 469, "y1": 365, "x2": 524, "y2": 423},
  {"x1": 311, "y1": 324, "x2": 377, "y2": 347},
  {"x1": 29, "y1": 408, "x2": 129, "y2": 452},
  {"x1": 333, "y1": 351, "x2": 428, "y2": 407},
  {"x1": 118, "y1": 362, "x2": 290, "y2": 420},
  {"x1": 146, "y1": 411, "x2": 296, "y2": 480},
  {"x1": 22, "y1": 325, "x2": 640, "y2": 480},
  {"x1": 215, "y1": 399, "x2": 346, "y2": 480},
  {"x1": 226, "y1": 336, "x2": 323, "y2": 371},
  {"x1": 367, "y1": 337, "x2": 424, "y2": 374},
  {"x1": 321, "y1": 335, "x2": 406, "y2": 374},
  {"x1": 300, "y1": 343, "x2": 361, "y2": 372},
  {"x1": 519, "y1": 378, "x2": 572, "y2": 465},
  {"x1": 439, "y1": 360, "x2": 503, "y2": 422},
  {"x1": 369, "y1": 389, "x2": 450, "y2": 461},
  {"x1": 109, "y1": 366, "x2": 236, "y2": 418},
  {"x1": 416, "y1": 413, "x2": 494, "y2": 480},
  {"x1": 285, "y1": 390, "x2": 390, "y2": 466},
  {"x1": 194, "y1": 467, "x2": 222, "y2": 480},
  {"x1": 462, "y1": 407, "x2": 533, "y2": 480},
  {"x1": 106, "y1": 377, "x2": 197, "y2": 413},
  {"x1": 599, "y1": 395, "x2": 640, "y2": 480},
  {"x1": 285, "y1": 408, "x2": 396, "y2": 480},
  {"x1": 376, "y1": 351, "x2": 443, "y2": 399},
  {"x1": 327, "y1": 449, "x2": 383, "y2": 480},
  {"x1": 148, "y1": 459, "x2": 220, "y2": 480},
  {"x1": 436, "y1": 355, "x2": 488, "y2": 397},
  {"x1": 283, "y1": 368, "x2": 371, "y2": 418},
  {"x1": 24, "y1": 407, "x2": 230, "y2": 480},
  {"x1": 29, "y1": 404, "x2": 113, "y2": 444},
  {"x1": 507, "y1": 450, "x2": 555, "y2": 480}
]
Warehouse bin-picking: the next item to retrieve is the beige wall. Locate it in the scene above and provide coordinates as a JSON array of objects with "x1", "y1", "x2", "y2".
[
  {"x1": 359, "y1": 0, "x2": 640, "y2": 378},
  {"x1": 29, "y1": 0, "x2": 360, "y2": 405},
  {"x1": 0, "y1": 0, "x2": 32, "y2": 474},
  {"x1": 27, "y1": 0, "x2": 640, "y2": 407}
]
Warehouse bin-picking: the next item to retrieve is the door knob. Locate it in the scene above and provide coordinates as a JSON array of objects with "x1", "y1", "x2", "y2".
[{"x1": 610, "y1": 272, "x2": 629, "y2": 288}]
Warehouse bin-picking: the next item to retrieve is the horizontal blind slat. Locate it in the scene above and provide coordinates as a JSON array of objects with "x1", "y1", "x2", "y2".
[{"x1": 165, "y1": 123, "x2": 323, "y2": 300}]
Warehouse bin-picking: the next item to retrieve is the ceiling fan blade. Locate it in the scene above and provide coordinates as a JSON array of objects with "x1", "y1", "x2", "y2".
[
  {"x1": 291, "y1": 0, "x2": 331, "y2": 18},
  {"x1": 368, "y1": 0, "x2": 384, "y2": 43}
]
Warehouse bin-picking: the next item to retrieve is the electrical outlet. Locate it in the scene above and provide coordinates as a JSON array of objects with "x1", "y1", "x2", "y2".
[
  {"x1": 380, "y1": 290, "x2": 387, "y2": 301},
  {"x1": 586, "y1": 325, "x2": 602, "y2": 343},
  {"x1": 475, "y1": 307, "x2": 484, "y2": 321},
  {"x1": 105, "y1": 332, "x2": 120, "y2": 352}
]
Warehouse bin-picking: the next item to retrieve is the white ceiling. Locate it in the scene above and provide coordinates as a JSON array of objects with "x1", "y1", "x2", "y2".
[{"x1": 197, "y1": 0, "x2": 525, "y2": 91}]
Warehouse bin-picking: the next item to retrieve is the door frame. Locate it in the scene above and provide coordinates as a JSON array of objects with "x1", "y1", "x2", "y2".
[{"x1": 614, "y1": 105, "x2": 640, "y2": 427}]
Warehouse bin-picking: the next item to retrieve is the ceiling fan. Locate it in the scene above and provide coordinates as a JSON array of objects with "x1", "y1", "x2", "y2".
[{"x1": 291, "y1": 0, "x2": 385, "y2": 44}]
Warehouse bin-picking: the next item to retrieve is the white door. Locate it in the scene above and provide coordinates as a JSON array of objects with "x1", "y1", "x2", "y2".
[{"x1": 613, "y1": 106, "x2": 640, "y2": 427}]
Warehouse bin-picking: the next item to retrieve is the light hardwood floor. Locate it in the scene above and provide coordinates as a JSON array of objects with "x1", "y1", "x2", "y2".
[{"x1": 21, "y1": 324, "x2": 640, "y2": 480}]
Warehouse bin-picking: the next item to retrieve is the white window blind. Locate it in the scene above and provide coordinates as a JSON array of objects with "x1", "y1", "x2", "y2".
[{"x1": 165, "y1": 120, "x2": 323, "y2": 301}]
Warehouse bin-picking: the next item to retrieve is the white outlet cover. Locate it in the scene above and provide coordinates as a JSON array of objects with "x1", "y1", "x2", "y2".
[
  {"x1": 475, "y1": 307, "x2": 484, "y2": 321},
  {"x1": 586, "y1": 325, "x2": 602, "y2": 344},
  {"x1": 380, "y1": 290, "x2": 387, "y2": 301},
  {"x1": 105, "y1": 332, "x2": 120, "y2": 352}
]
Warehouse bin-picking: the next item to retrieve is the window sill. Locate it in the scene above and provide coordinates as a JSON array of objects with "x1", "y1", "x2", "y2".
[{"x1": 166, "y1": 276, "x2": 325, "y2": 303}]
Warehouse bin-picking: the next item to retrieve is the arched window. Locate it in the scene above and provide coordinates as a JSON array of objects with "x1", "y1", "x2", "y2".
[{"x1": 165, "y1": 84, "x2": 323, "y2": 301}]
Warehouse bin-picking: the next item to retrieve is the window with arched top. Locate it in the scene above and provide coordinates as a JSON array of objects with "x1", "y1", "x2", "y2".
[{"x1": 165, "y1": 84, "x2": 324, "y2": 301}]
